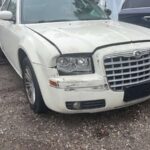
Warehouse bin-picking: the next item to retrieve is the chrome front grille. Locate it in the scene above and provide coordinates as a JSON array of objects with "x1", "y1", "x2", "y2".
[{"x1": 104, "y1": 49, "x2": 150, "y2": 91}]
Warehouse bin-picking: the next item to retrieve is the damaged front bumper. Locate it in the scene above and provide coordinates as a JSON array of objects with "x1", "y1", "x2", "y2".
[
  {"x1": 46, "y1": 74, "x2": 149, "y2": 113},
  {"x1": 49, "y1": 74, "x2": 109, "y2": 91}
]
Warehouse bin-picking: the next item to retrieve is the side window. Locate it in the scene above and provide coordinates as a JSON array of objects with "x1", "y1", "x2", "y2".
[
  {"x1": 7, "y1": 0, "x2": 17, "y2": 20},
  {"x1": 1, "y1": 0, "x2": 10, "y2": 10}
]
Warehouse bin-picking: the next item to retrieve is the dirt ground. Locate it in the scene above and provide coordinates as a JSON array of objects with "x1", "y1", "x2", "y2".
[{"x1": 0, "y1": 53, "x2": 150, "y2": 150}]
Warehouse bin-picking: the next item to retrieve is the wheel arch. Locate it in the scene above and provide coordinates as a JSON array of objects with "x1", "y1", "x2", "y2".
[
  {"x1": 18, "y1": 48, "x2": 48, "y2": 110},
  {"x1": 18, "y1": 48, "x2": 28, "y2": 76}
]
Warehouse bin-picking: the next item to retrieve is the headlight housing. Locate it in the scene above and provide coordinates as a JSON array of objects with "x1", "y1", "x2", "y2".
[{"x1": 57, "y1": 54, "x2": 94, "y2": 75}]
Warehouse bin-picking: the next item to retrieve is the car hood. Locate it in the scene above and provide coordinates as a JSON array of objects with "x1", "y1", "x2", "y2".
[{"x1": 26, "y1": 20, "x2": 150, "y2": 54}]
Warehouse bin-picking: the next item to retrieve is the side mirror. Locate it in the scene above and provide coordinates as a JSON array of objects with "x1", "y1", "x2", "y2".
[
  {"x1": 0, "y1": 11, "x2": 13, "y2": 21},
  {"x1": 105, "y1": 9, "x2": 112, "y2": 16}
]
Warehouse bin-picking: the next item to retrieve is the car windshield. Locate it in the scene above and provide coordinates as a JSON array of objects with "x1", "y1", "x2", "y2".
[
  {"x1": 21, "y1": 0, "x2": 108, "y2": 24},
  {"x1": 122, "y1": 0, "x2": 150, "y2": 9}
]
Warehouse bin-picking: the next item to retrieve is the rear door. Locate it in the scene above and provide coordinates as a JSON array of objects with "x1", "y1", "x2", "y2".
[{"x1": 119, "y1": 0, "x2": 150, "y2": 28}]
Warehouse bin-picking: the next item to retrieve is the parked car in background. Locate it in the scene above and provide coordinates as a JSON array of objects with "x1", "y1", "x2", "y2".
[
  {"x1": 119, "y1": 0, "x2": 150, "y2": 28},
  {"x1": 1, "y1": 0, "x2": 150, "y2": 114}
]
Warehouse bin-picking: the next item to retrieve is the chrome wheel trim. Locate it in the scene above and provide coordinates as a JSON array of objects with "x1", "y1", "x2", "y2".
[{"x1": 24, "y1": 66, "x2": 36, "y2": 105}]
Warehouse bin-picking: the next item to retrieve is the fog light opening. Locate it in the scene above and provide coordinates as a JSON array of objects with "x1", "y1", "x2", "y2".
[
  {"x1": 73, "y1": 102, "x2": 81, "y2": 110},
  {"x1": 66, "y1": 100, "x2": 106, "y2": 110}
]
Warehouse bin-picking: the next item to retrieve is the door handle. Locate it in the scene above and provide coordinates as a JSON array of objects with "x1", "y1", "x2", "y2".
[{"x1": 143, "y1": 16, "x2": 150, "y2": 22}]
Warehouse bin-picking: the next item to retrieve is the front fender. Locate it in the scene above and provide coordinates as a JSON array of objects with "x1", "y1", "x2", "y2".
[{"x1": 18, "y1": 30, "x2": 60, "y2": 69}]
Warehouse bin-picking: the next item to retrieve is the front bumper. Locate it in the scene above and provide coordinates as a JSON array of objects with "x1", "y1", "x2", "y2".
[
  {"x1": 47, "y1": 79, "x2": 150, "y2": 113},
  {"x1": 44, "y1": 73, "x2": 149, "y2": 114}
]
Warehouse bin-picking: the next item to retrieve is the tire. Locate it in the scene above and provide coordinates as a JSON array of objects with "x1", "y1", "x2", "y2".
[{"x1": 22, "y1": 57, "x2": 48, "y2": 113}]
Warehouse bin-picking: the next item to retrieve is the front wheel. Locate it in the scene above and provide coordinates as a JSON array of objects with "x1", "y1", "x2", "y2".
[{"x1": 22, "y1": 57, "x2": 48, "y2": 113}]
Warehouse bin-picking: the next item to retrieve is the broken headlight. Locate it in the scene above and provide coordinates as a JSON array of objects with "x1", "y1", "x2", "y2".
[{"x1": 57, "y1": 54, "x2": 94, "y2": 75}]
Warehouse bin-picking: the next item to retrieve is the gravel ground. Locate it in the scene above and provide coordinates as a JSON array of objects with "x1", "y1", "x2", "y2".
[{"x1": 0, "y1": 52, "x2": 150, "y2": 150}]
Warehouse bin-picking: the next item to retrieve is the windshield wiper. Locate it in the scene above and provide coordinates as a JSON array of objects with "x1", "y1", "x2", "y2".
[
  {"x1": 30, "y1": 18, "x2": 109, "y2": 24},
  {"x1": 49, "y1": 19, "x2": 75, "y2": 22},
  {"x1": 34, "y1": 19, "x2": 74, "y2": 23}
]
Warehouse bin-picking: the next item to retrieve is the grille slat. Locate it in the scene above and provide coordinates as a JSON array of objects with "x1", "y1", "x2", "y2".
[
  {"x1": 104, "y1": 56, "x2": 150, "y2": 65},
  {"x1": 109, "y1": 72, "x2": 150, "y2": 82},
  {"x1": 105, "y1": 61, "x2": 150, "y2": 71},
  {"x1": 104, "y1": 50, "x2": 150, "y2": 91},
  {"x1": 111, "y1": 78, "x2": 150, "y2": 88},
  {"x1": 106, "y1": 68, "x2": 150, "y2": 77}
]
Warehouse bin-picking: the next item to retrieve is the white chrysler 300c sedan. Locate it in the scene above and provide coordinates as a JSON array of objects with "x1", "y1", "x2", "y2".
[{"x1": 1, "y1": 0, "x2": 150, "y2": 114}]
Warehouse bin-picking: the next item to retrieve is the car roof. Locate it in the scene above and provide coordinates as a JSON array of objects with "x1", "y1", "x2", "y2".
[{"x1": 122, "y1": 0, "x2": 150, "y2": 9}]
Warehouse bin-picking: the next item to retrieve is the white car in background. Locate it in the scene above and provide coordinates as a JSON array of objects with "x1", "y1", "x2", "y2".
[{"x1": 0, "y1": 0, "x2": 150, "y2": 114}]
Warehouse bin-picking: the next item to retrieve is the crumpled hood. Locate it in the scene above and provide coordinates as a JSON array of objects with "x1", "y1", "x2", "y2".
[{"x1": 26, "y1": 20, "x2": 150, "y2": 54}]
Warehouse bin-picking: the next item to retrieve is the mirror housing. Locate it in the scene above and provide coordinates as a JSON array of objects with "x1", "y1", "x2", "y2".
[
  {"x1": 0, "y1": 11, "x2": 13, "y2": 21},
  {"x1": 105, "y1": 9, "x2": 112, "y2": 16}
]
